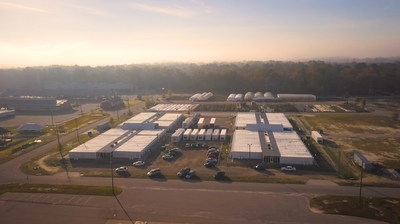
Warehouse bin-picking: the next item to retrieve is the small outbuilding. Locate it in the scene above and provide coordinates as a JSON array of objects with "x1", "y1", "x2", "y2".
[{"x1": 18, "y1": 123, "x2": 45, "y2": 132}]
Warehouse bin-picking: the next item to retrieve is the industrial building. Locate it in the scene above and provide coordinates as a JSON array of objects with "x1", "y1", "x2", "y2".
[
  {"x1": 230, "y1": 112, "x2": 314, "y2": 165},
  {"x1": 0, "y1": 109, "x2": 15, "y2": 119},
  {"x1": 276, "y1": 94, "x2": 316, "y2": 101},
  {"x1": 0, "y1": 96, "x2": 71, "y2": 112},
  {"x1": 189, "y1": 92, "x2": 213, "y2": 101},
  {"x1": 148, "y1": 104, "x2": 198, "y2": 112},
  {"x1": 69, "y1": 112, "x2": 183, "y2": 160}
]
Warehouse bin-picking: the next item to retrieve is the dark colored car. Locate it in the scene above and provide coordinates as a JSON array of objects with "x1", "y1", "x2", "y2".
[
  {"x1": 168, "y1": 148, "x2": 181, "y2": 156},
  {"x1": 204, "y1": 160, "x2": 217, "y2": 168},
  {"x1": 177, "y1": 167, "x2": 191, "y2": 178},
  {"x1": 185, "y1": 170, "x2": 196, "y2": 179},
  {"x1": 254, "y1": 164, "x2": 265, "y2": 171},
  {"x1": 214, "y1": 171, "x2": 225, "y2": 180}
]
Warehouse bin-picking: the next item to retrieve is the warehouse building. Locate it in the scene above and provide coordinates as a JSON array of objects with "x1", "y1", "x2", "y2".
[
  {"x1": 0, "y1": 96, "x2": 71, "y2": 112},
  {"x1": 149, "y1": 104, "x2": 198, "y2": 112},
  {"x1": 276, "y1": 94, "x2": 316, "y2": 102},
  {"x1": 230, "y1": 112, "x2": 314, "y2": 165},
  {"x1": 69, "y1": 112, "x2": 181, "y2": 160}
]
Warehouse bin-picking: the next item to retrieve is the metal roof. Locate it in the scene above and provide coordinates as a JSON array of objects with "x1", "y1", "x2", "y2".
[
  {"x1": 272, "y1": 131, "x2": 313, "y2": 158},
  {"x1": 114, "y1": 135, "x2": 157, "y2": 153},
  {"x1": 149, "y1": 104, "x2": 198, "y2": 112},
  {"x1": 231, "y1": 130, "x2": 262, "y2": 153},
  {"x1": 125, "y1": 112, "x2": 157, "y2": 123},
  {"x1": 235, "y1": 112, "x2": 257, "y2": 129},
  {"x1": 265, "y1": 113, "x2": 293, "y2": 130}
]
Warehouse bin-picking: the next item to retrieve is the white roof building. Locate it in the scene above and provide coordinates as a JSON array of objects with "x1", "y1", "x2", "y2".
[
  {"x1": 265, "y1": 113, "x2": 293, "y2": 131},
  {"x1": 272, "y1": 131, "x2": 314, "y2": 165},
  {"x1": 235, "y1": 113, "x2": 257, "y2": 129},
  {"x1": 231, "y1": 130, "x2": 263, "y2": 159}
]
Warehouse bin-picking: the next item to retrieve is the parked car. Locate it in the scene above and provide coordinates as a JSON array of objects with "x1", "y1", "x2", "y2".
[
  {"x1": 204, "y1": 160, "x2": 217, "y2": 168},
  {"x1": 207, "y1": 148, "x2": 219, "y2": 153},
  {"x1": 133, "y1": 161, "x2": 145, "y2": 167},
  {"x1": 177, "y1": 167, "x2": 191, "y2": 178},
  {"x1": 185, "y1": 143, "x2": 190, "y2": 148},
  {"x1": 115, "y1": 166, "x2": 128, "y2": 172},
  {"x1": 168, "y1": 148, "x2": 181, "y2": 156},
  {"x1": 214, "y1": 171, "x2": 225, "y2": 180},
  {"x1": 254, "y1": 164, "x2": 265, "y2": 171},
  {"x1": 162, "y1": 154, "x2": 174, "y2": 161},
  {"x1": 147, "y1": 168, "x2": 161, "y2": 177},
  {"x1": 185, "y1": 170, "x2": 196, "y2": 179},
  {"x1": 205, "y1": 158, "x2": 218, "y2": 164},
  {"x1": 281, "y1": 166, "x2": 296, "y2": 172},
  {"x1": 207, "y1": 151, "x2": 219, "y2": 157}
]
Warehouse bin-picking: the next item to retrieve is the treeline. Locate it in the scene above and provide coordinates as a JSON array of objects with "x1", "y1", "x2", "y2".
[{"x1": 0, "y1": 61, "x2": 399, "y2": 96}]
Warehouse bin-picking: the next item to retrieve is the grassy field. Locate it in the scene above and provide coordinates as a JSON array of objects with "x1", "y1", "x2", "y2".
[
  {"x1": 0, "y1": 112, "x2": 108, "y2": 165},
  {"x1": 310, "y1": 195, "x2": 400, "y2": 224},
  {"x1": 290, "y1": 113, "x2": 400, "y2": 174},
  {"x1": 0, "y1": 183, "x2": 121, "y2": 196},
  {"x1": 20, "y1": 133, "x2": 96, "y2": 175}
]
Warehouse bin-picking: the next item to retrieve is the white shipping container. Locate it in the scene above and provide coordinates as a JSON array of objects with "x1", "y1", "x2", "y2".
[
  {"x1": 311, "y1": 131, "x2": 323, "y2": 144},
  {"x1": 183, "y1": 129, "x2": 193, "y2": 141},
  {"x1": 190, "y1": 129, "x2": 199, "y2": 141},
  {"x1": 212, "y1": 129, "x2": 220, "y2": 140},
  {"x1": 198, "y1": 129, "x2": 206, "y2": 141},
  {"x1": 205, "y1": 129, "x2": 213, "y2": 141},
  {"x1": 220, "y1": 129, "x2": 227, "y2": 141}
]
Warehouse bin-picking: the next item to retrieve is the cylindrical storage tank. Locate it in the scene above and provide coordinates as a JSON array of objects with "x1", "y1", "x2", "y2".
[
  {"x1": 244, "y1": 92, "x2": 254, "y2": 101},
  {"x1": 235, "y1": 94, "x2": 243, "y2": 101},
  {"x1": 227, "y1": 93, "x2": 236, "y2": 101},
  {"x1": 204, "y1": 92, "x2": 213, "y2": 100},
  {"x1": 254, "y1": 92, "x2": 263, "y2": 98},
  {"x1": 264, "y1": 92, "x2": 274, "y2": 100}
]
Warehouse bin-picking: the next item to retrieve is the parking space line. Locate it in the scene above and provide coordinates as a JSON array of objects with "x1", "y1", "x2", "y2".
[
  {"x1": 83, "y1": 196, "x2": 93, "y2": 204},
  {"x1": 65, "y1": 195, "x2": 77, "y2": 204}
]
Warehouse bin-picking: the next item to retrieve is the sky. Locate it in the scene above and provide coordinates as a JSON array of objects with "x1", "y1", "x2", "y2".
[{"x1": 1, "y1": 0, "x2": 400, "y2": 68}]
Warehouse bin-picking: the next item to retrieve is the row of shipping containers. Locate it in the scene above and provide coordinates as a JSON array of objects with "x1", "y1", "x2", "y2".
[{"x1": 171, "y1": 128, "x2": 227, "y2": 142}]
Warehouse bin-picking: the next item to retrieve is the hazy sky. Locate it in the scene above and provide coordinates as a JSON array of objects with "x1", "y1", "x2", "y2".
[{"x1": 1, "y1": 0, "x2": 399, "y2": 68}]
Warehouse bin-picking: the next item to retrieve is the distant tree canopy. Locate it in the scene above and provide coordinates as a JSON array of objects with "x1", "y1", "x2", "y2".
[{"x1": 0, "y1": 61, "x2": 399, "y2": 96}]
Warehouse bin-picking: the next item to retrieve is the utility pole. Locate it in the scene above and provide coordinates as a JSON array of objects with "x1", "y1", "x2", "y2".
[
  {"x1": 55, "y1": 124, "x2": 63, "y2": 158},
  {"x1": 359, "y1": 161, "x2": 364, "y2": 204},
  {"x1": 247, "y1": 143, "x2": 252, "y2": 160},
  {"x1": 75, "y1": 118, "x2": 80, "y2": 143},
  {"x1": 110, "y1": 152, "x2": 115, "y2": 196}
]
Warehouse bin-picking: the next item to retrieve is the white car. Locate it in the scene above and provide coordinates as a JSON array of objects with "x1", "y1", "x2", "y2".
[
  {"x1": 115, "y1": 166, "x2": 128, "y2": 172},
  {"x1": 281, "y1": 166, "x2": 296, "y2": 172},
  {"x1": 133, "y1": 161, "x2": 145, "y2": 167},
  {"x1": 147, "y1": 168, "x2": 161, "y2": 177}
]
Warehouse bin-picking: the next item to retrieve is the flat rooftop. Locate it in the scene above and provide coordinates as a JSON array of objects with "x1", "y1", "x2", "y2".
[
  {"x1": 124, "y1": 112, "x2": 157, "y2": 123},
  {"x1": 272, "y1": 131, "x2": 313, "y2": 158},
  {"x1": 265, "y1": 113, "x2": 293, "y2": 130},
  {"x1": 235, "y1": 113, "x2": 257, "y2": 129},
  {"x1": 149, "y1": 104, "x2": 198, "y2": 112},
  {"x1": 231, "y1": 130, "x2": 262, "y2": 153}
]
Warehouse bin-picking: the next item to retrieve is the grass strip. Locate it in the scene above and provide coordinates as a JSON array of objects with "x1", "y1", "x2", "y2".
[
  {"x1": 0, "y1": 183, "x2": 122, "y2": 196},
  {"x1": 310, "y1": 195, "x2": 400, "y2": 224}
]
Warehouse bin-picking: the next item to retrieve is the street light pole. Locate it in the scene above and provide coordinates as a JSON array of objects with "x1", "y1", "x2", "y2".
[
  {"x1": 110, "y1": 152, "x2": 115, "y2": 196},
  {"x1": 247, "y1": 144, "x2": 252, "y2": 160},
  {"x1": 359, "y1": 161, "x2": 364, "y2": 203},
  {"x1": 75, "y1": 118, "x2": 80, "y2": 143}
]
